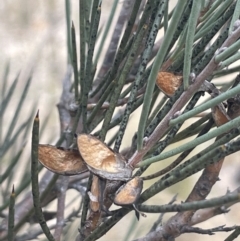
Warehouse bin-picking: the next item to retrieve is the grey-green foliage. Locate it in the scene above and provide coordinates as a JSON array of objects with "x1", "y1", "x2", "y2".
[{"x1": 2, "y1": 0, "x2": 240, "y2": 241}]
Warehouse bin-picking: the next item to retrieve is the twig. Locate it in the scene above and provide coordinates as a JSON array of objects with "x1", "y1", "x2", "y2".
[
  {"x1": 53, "y1": 176, "x2": 69, "y2": 241},
  {"x1": 31, "y1": 111, "x2": 55, "y2": 240},
  {"x1": 56, "y1": 65, "x2": 74, "y2": 133},
  {"x1": 138, "y1": 188, "x2": 240, "y2": 213},
  {"x1": 182, "y1": 225, "x2": 237, "y2": 235}
]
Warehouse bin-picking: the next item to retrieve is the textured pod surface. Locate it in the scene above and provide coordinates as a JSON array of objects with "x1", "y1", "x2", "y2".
[
  {"x1": 77, "y1": 134, "x2": 132, "y2": 181},
  {"x1": 156, "y1": 71, "x2": 182, "y2": 97},
  {"x1": 114, "y1": 177, "x2": 143, "y2": 206},
  {"x1": 38, "y1": 144, "x2": 88, "y2": 175}
]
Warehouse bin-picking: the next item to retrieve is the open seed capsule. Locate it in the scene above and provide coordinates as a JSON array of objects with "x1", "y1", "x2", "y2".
[
  {"x1": 38, "y1": 144, "x2": 88, "y2": 175},
  {"x1": 77, "y1": 134, "x2": 132, "y2": 181},
  {"x1": 156, "y1": 71, "x2": 182, "y2": 97},
  {"x1": 114, "y1": 177, "x2": 143, "y2": 206}
]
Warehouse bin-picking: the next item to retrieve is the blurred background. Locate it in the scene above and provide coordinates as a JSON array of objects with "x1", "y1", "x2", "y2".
[{"x1": 1, "y1": 0, "x2": 240, "y2": 240}]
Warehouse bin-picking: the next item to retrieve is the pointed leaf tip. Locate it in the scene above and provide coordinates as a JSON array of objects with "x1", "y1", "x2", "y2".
[
  {"x1": 35, "y1": 110, "x2": 39, "y2": 119},
  {"x1": 12, "y1": 184, "x2": 15, "y2": 194}
]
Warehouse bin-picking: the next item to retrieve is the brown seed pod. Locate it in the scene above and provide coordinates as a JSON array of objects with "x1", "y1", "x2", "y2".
[
  {"x1": 211, "y1": 104, "x2": 231, "y2": 127},
  {"x1": 156, "y1": 71, "x2": 182, "y2": 97},
  {"x1": 77, "y1": 134, "x2": 132, "y2": 181},
  {"x1": 114, "y1": 177, "x2": 143, "y2": 206},
  {"x1": 38, "y1": 144, "x2": 88, "y2": 175}
]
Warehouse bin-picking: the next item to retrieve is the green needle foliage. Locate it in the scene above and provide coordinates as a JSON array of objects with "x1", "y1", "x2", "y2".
[{"x1": 2, "y1": 1, "x2": 240, "y2": 241}]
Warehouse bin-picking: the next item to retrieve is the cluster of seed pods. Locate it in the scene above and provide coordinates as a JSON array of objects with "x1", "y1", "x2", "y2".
[{"x1": 38, "y1": 134, "x2": 143, "y2": 210}]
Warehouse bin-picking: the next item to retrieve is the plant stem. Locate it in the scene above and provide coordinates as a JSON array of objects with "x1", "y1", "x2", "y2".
[{"x1": 31, "y1": 111, "x2": 55, "y2": 241}]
